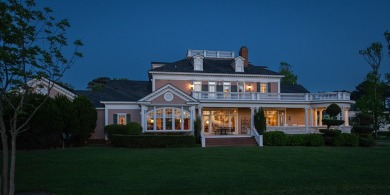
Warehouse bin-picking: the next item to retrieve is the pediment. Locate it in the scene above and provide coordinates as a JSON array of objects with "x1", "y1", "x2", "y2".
[{"x1": 139, "y1": 84, "x2": 198, "y2": 104}]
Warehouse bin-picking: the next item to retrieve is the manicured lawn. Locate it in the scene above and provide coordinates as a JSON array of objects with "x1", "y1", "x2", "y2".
[{"x1": 7, "y1": 145, "x2": 390, "y2": 194}]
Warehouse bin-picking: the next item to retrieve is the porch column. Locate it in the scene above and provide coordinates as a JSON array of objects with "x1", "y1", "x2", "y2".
[
  {"x1": 140, "y1": 105, "x2": 147, "y2": 133},
  {"x1": 197, "y1": 106, "x2": 202, "y2": 118},
  {"x1": 304, "y1": 107, "x2": 309, "y2": 133},
  {"x1": 319, "y1": 109, "x2": 323, "y2": 126},
  {"x1": 190, "y1": 106, "x2": 196, "y2": 134},
  {"x1": 314, "y1": 108, "x2": 318, "y2": 126},
  {"x1": 344, "y1": 107, "x2": 350, "y2": 126},
  {"x1": 309, "y1": 108, "x2": 313, "y2": 127}
]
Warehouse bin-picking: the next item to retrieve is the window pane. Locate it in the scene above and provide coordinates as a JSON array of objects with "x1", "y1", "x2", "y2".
[
  {"x1": 166, "y1": 118, "x2": 172, "y2": 130},
  {"x1": 184, "y1": 118, "x2": 190, "y2": 130},
  {"x1": 175, "y1": 118, "x2": 182, "y2": 130}
]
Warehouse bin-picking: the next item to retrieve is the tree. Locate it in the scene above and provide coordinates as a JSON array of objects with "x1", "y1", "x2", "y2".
[
  {"x1": 385, "y1": 31, "x2": 390, "y2": 56},
  {"x1": 0, "y1": 0, "x2": 82, "y2": 194},
  {"x1": 358, "y1": 41, "x2": 384, "y2": 137},
  {"x1": 254, "y1": 107, "x2": 266, "y2": 134},
  {"x1": 87, "y1": 77, "x2": 110, "y2": 90},
  {"x1": 54, "y1": 95, "x2": 78, "y2": 146},
  {"x1": 72, "y1": 96, "x2": 97, "y2": 146},
  {"x1": 279, "y1": 61, "x2": 298, "y2": 85},
  {"x1": 193, "y1": 116, "x2": 202, "y2": 144}
]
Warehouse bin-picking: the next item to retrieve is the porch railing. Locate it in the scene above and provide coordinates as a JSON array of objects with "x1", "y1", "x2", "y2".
[
  {"x1": 191, "y1": 91, "x2": 350, "y2": 102},
  {"x1": 250, "y1": 127, "x2": 263, "y2": 147}
]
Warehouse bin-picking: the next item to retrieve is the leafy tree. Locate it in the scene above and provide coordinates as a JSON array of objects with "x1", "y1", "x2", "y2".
[
  {"x1": 87, "y1": 77, "x2": 110, "y2": 90},
  {"x1": 54, "y1": 95, "x2": 78, "y2": 146},
  {"x1": 0, "y1": 0, "x2": 82, "y2": 194},
  {"x1": 279, "y1": 61, "x2": 298, "y2": 85},
  {"x1": 358, "y1": 40, "x2": 385, "y2": 137},
  {"x1": 254, "y1": 107, "x2": 266, "y2": 134},
  {"x1": 385, "y1": 31, "x2": 390, "y2": 56},
  {"x1": 72, "y1": 96, "x2": 97, "y2": 146}
]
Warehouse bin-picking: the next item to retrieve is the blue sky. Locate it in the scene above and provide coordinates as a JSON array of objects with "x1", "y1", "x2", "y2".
[{"x1": 37, "y1": 0, "x2": 390, "y2": 92}]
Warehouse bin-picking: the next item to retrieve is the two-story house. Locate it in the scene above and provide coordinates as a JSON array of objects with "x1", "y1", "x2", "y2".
[{"x1": 39, "y1": 47, "x2": 354, "y2": 146}]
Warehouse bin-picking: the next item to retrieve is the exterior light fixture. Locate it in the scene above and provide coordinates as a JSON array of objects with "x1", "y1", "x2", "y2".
[{"x1": 248, "y1": 84, "x2": 252, "y2": 91}]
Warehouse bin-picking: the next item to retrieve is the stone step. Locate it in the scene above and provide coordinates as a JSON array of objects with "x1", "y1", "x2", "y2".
[{"x1": 206, "y1": 137, "x2": 258, "y2": 147}]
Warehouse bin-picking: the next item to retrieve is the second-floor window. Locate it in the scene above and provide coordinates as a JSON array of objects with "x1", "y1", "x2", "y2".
[
  {"x1": 260, "y1": 83, "x2": 267, "y2": 93},
  {"x1": 193, "y1": 81, "x2": 201, "y2": 91}
]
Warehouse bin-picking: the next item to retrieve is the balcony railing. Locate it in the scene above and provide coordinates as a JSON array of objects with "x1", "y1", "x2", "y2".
[
  {"x1": 191, "y1": 91, "x2": 351, "y2": 101},
  {"x1": 187, "y1": 49, "x2": 234, "y2": 59}
]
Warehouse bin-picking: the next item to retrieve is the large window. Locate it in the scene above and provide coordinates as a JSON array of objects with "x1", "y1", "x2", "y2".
[
  {"x1": 113, "y1": 113, "x2": 130, "y2": 125},
  {"x1": 146, "y1": 107, "x2": 191, "y2": 131},
  {"x1": 203, "y1": 109, "x2": 237, "y2": 134}
]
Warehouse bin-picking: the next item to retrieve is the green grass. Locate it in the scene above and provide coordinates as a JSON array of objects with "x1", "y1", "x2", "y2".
[{"x1": 8, "y1": 146, "x2": 390, "y2": 194}]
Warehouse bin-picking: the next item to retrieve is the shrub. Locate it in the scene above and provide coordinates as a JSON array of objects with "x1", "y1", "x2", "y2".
[
  {"x1": 359, "y1": 135, "x2": 377, "y2": 147},
  {"x1": 326, "y1": 103, "x2": 342, "y2": 118},
  {"x1": 194, "y1": 116, "x2": 202, "y2": 144},
  {"x1": 333, "y1": 133, "x2": 359, "y2": 147},
  {"x1": 322, "y1": 119, "x2": 345, "y2": 130},
  {"x1": 305, "y1": 134, "x2": 324, "y2": 147},
  {"x1": 111, "y1": 135, "x2": 196, "y2": 148},
  {"x1": 104, "y1": 124, "x2": 129, "y2": 140},
  {"x1": 319, "y1": 129, "x2": 342, "y2": 137},
  {"x1": 126, "y1": 122, "x2": 142, "y2": 135},
  {"x1": 352, "y1": 126, "x2": 374, "y2": 135},
  {"x1": 263, "y1": 131, "x2": 288, "y2": 146},
  {"x1": 288, "y1": 134, "x2": 306, "y2": 146}
]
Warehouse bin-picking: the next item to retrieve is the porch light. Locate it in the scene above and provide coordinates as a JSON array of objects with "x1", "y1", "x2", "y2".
[
  {"x1": 190, "y1": 82, "x2": 194, "y2": 90},
  {"x1": 248, "y1": 84, "x2": 252, "y2": 91}
]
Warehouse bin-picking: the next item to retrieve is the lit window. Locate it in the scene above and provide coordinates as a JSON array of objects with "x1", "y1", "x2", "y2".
[{"x1": 260, "y1": 83, "x2": 267, "y2": 93}]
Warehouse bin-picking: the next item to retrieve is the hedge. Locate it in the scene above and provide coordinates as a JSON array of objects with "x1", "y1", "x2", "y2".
[
  {"x1": 263, "y1": 131, "x2": 289, "y2": 146},
  {"x1": 126, "y1": 122, "x2": 142, "y2": 135},
  {"x1": 111, "y1": 135, "x2": 196, "y2": 148},
  {"x1": 104, "y1": 124, "x2": 129, "y2": 140},
  {"x1": 319, "y1": 129, "x2": 342, "y2": 137},
  {"x1": 359, "y1": 135, "x2": 376, "y2": 147},
  {"x1": 333, "y1": 133, "x2": 359, "y2": 147},
  {"x1": 264, "y1": 132, "x2": 324, "y2": 146}
]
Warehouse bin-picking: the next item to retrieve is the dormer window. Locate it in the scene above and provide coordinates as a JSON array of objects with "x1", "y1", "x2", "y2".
[
  {"x1": 232, "y1": 56, "x2": 245, "y2": 72},
  {"x1": 191, "y1": 54, "x2": 204, "y2": 71}
]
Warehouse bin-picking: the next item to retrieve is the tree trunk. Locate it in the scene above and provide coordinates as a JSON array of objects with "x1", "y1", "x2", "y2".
[
  {"x1": 8, "y1": 134, "x2": 17, "y2": 195},
  {"x1": 0, "y1": 114, "x2": 9, "y2": 195}
]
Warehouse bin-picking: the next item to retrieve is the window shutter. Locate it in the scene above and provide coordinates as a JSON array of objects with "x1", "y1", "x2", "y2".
[
  {"x1": 113, "y1": 114, "x2": 118, "y2": 124},
  {"x1": 126, "y1": 114, "x2": 131, "y2": 124},
  {"x1": 268, "y1": 83, "x2": 271, "y2": 93},
  {"x1": 231, "y1": 85, "x2": 237, "y2": 92},
  {"x1": 216, "y1": 85, "x2": 223, "y2": 92},
  {"x1": 202, "y1": 85, "x2": 208, "y2": 91},
  {"x1": 257, "y1": 82, "x2": 260, "y2": 92}
]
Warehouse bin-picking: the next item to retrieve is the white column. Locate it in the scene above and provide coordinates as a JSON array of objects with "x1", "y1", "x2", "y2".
[
  {"x1": 141, "y1": 105, "x2": 146, "y2": 132},
  {"x1": 104, "y1": 106, "x2": 108, "y2": 126},
  {"x1": 304, "y1": 107, "x2": 309, "y2": 133},
  {"x1": 344, "y1": 107, "x2": 349, "y2": 126},
  {"x1": 309, "y1": 108, "x2": 313, "y2": 127},
  {"x1": 319, "y1": 109, "x2": 323, "y2": 126},
  {"x1": 314, "y1": 108, "x2": 318, "y2": 126}
]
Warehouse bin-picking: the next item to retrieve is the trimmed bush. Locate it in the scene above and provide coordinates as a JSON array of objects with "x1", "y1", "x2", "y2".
[
  {"x1": 319, "y1": 129, "x2": 342, "y2": 137},
  {"x1": 359, "y1": 135, "x2": 377, "y2": 147},
  {"x1": 305, "y1": 134, "x2": 324, "y2": 147},
  {"x1": 104, "y1": 124, "x2": 129, "y2": 140},
  {"x1": 111, "y1": 135, "x2": 196, "y2": 148},
  {"x1": 263, "y1": 131, "x2": 289, "y2": 146},
  {"x1": 126, "y1": 122, "x2": 142, "y2": 135},
  {"x1": 352, "y1": 126, "x2": 374, "y2": 135},
  {"x1": 333, "y1": 133, "x2": 359, "y2": 147},
  {"x1": 288, "y1": 134, "x2": 306, "y2": 146}
]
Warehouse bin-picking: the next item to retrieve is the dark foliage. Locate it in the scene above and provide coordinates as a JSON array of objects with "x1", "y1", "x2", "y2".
[
  {"x1": 72, "y1": 96, "x2": 97, "y2": 146},
  {"x1": 263, "y1": 131, "x2": 288, "y2": 146},
  {"x1": 326, "y1": 103, "x2": 342, "y2": 118},
  {"x1": 319, "y1": 129, "x2": 342, "y2": 137},
  {"x1": 305, "y1": 134, "x2": 325, "y2": 147},
  {"x1": 333, "y1": 133, "x2": 359, "y2": 147},
  {"x1": 126, "y1": 122, "x2": 142, "y2": 135},
  {"x1": 359, "y1": 135, "x2": 377, "y2": 147},
  {"x1": 322, "y1": 119, "x2": 345, "y2": 130},
  {"x1": 288, "y1": 134, "x2": 306, "y2": 146},
  {"x1": 104, "y1": 124, "x2": 129, "y2": 140},
  {"x1": 193, "y1": 116, "x2": 202, "y2": 144},
  {"x1": 254, "y1": 107, "x2": 266, "y2": 134}
]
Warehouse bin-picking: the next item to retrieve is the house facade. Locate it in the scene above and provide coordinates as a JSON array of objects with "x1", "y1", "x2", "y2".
[{"x1": 40, "y1": 47, "x2": 355, "y2": 146}]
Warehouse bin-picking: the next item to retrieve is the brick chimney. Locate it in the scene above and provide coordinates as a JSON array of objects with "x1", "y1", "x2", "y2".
[{"x1": 239, "y1": 46, "x2": 248, "y2": 67}]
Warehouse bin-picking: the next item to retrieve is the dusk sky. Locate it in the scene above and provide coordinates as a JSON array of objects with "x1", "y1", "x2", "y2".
[{"x1": 37, "y1": 0, "x2": 390, "y2": 92}]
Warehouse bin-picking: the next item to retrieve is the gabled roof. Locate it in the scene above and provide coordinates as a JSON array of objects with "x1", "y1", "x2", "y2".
[
  {"x1": 139, "y1": 83, "x2": 198, "y2": 103},
  {"x1": 75, "y1": 80, "x2": 152, "y2": 107},
  {"x1": 149, "y1": 58, "x2": 282, "y2": 76},
  {"x1": 280, "y1": 84, "x2": 310, "y2": 93}
]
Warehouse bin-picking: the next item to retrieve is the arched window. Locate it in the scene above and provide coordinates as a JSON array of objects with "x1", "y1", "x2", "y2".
[{"x1": 146, "y1": 107, "x2": 191, "y2": 131}]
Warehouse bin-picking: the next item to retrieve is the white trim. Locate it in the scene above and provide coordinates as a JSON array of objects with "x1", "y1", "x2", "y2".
[
  {"x1": 151, "y1": 73, "x2": 282, "y2": 83},
  {"x1": 139, "y1": 83, "x2": 198, "y2": 102},
  {"x1": 100, "y1": 101, "x2": 139, "y2": 105},
  {"x1": 105, "y1": 104, "x2": 140, "y2": 110}
]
